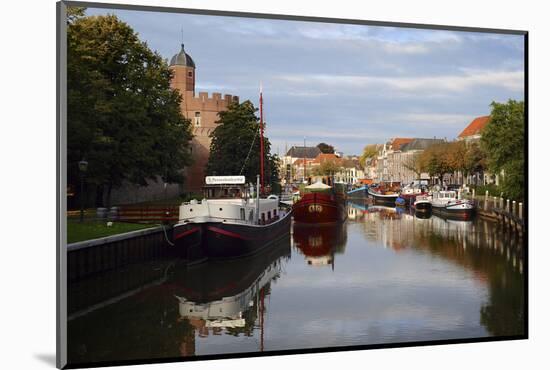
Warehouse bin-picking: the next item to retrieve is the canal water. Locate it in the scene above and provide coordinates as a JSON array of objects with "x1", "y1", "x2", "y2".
[{"x1": 67, "y1": 202, "x2": 525, "y2": 365}]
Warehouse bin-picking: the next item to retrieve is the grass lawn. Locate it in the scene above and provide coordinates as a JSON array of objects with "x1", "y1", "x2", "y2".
[{"x1": 67, "y1": 219, "x2": 158, "y2": 244}]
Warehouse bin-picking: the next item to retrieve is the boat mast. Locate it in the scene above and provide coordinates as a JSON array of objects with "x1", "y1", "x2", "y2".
[
  {"x1": 255, "y1": 174, "x2": 260, "y2": 225},
  {"x1": 259, "y1": 83, "x2": 265, "y2": 195},
  {"x1": 303, "y1": 137, "x2": 306, "y2": 183}
]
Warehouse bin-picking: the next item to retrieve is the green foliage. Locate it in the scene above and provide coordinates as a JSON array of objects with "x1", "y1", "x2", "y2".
[
  {"x1": 67, "y1": 9, "x2": 193, "y2": 206},
  {"x1": 481, "y1": 100, "x2": 525, "y2": 200},
  {"x1": 312, "y1": 159, "x2": 342, "y2": 176},
  {"x1": 418, "y1": 141, "x2": 487, "y2": 184},
  {"x1": 359, "y1": 144, "x2": 378, "y2": 167},
  {"x1": 316, "y1": 142, "x2": 335, "y2": 154},
  {"x1": 206, "y1": 100, "x2": 280, "y2": 190},
  {"x1": 418, "y1": 143, "x2": 454, "y2": 182},
  {"x1": 472, "y1": 184, "x2": 501, "y2": 198}
]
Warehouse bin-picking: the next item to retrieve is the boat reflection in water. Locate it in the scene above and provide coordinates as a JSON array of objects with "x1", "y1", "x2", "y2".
[
  {"x1": 292, "y1": 222, "x2": 347, "y2": 267},
  {"x1": 174, "y1": 234, "x2": 291, "y2": 354}
]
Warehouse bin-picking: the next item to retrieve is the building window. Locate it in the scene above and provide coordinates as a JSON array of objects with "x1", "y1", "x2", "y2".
[
  {"x1": 188, "y1": 71, "x2": 193, "y2": 77},
  {"x1": 194, "y1": 112, "x2": 201, "y2": 127}
]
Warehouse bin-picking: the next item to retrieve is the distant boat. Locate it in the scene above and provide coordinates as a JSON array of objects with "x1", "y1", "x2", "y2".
[
  {"x1": 430, "y1": 190, "x2": 475, "y2": 220},
  {"x1": 346, "y1": 186, "x2": 368, "y2": 199},
  {"x1": 413, "y1": 194, "x2": 432, "y2": 218},
  {"x1": 413, "y1": 194, "x2": 432, "y2": 211},
  {"x1": 368, "y1": 186, "x2": 399, "y2": 205},
  {"x1": 399, "y1": 182, "x2": 429, "y2": 207},
  {"x1": 293, "y1": 179, "x2": 346, "y2": 224}
]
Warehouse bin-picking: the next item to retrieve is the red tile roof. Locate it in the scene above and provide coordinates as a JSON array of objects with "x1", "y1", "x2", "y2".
[
  {"x1": 293, "y1": 158, "x2": 314, "y2": 166},
  {"x1": 312, "y1": 153, "x2": 344, "y2": 165},
  {"x1": 390, "y1": 138, "x2": 414, "y2": 151},
  {"x1": 458, "y1": 116, "x2": 490, "y2": 138}
]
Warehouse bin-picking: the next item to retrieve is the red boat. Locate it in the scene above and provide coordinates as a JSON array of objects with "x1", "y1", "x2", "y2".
[{"x1": 293, "y1": 180, "x2": 346, "y2": 224}]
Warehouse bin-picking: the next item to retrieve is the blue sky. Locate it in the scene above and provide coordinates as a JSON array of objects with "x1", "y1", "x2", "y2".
[{"x1": 87, "y1": 7, "x2": 524, "y2": 155}]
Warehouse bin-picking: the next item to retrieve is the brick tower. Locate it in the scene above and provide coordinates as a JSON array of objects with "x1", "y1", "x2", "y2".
[{"x1": 169, "y1": 44, "x2": 239, "y2": 193}]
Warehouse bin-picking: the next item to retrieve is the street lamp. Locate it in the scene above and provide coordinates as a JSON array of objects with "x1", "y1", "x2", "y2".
[{"x1": 78, "y1": 159, "x2": 88, "y2": 223}]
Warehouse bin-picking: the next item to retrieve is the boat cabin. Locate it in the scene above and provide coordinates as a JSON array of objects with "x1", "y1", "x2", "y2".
[
  {"x1": 433, "y1": 190, "x2": 458, "y2": 200},
  {"x1": 179, "y1": 176, "x2": 282, "y2": 225}
]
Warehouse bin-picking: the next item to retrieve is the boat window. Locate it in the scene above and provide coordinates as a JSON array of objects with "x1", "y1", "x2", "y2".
[
  {"x1": 274, "y1": 209, "x2": 277, "y2": 217},
  {"x1": 219, "y1": 207, "x2": 223, "y2": 211},
  {"x1": 240, "y1": 208, "x2": 245, "y2": 220},
  {"x1": 268, "y1": 211, "x2": 271, "y2": 220},
  {"x1": 249, "y1": 210, "x2": 254, "y2": 221},
  {"x1": 261, "y1": 213, "x2": 265, "y2": 223}
]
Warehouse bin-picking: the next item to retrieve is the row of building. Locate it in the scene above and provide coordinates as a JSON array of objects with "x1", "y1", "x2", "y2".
[
  {"x1": 280, "y1": 147, "x2": 365, "y2": 185},
  {"x1": 280, "y1": 115, "x2": 493, "y2": 187}
]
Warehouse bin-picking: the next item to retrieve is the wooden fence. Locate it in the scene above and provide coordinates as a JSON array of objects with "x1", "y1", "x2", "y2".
[
  {"x1": 111, "y1": 205, "x2": 179, "y2": 223},
  {"x1": 469, "y1": 190, "x2": 525, "y2": 234}
]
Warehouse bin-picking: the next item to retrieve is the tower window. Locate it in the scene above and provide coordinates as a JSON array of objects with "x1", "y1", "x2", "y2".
[
  {"x1": 188, "y1": 71, "x2": 193, "y2": 77},
  {"x1": 194, "y1": 112, "x2": 201, "y2": 127}
]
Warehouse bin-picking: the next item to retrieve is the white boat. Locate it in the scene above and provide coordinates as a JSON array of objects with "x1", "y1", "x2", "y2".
[
  {"x1": 413, "y1": 194, "x2": 432, "y2": 211},
  {"x1": 430, "y1": 190, "x2": 475, "y2": 220},
  {"x1": 172, "y1": 175, "x2": 292, "y2": 261}
]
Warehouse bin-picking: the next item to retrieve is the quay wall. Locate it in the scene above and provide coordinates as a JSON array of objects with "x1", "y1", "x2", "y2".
[{"x1": 67, "y1": 226, "x2": 174, "y2": 283}]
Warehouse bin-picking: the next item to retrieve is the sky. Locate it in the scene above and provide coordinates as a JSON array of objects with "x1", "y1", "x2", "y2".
[{"x1": 86, "y1": 7, "x2": 525, "y2": 156}]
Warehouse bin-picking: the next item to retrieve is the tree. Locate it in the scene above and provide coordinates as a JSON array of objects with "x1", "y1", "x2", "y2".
[
  {"x1": 359, "y1": 144, "x2": 379, "y2": 167},
  {"x1": 206, "y1": 101, "x2": 280, "y2": 190},
  {"x1": 463, "y1": 141, "x2": 486, "y2": 183},
  {"x1": 402, "y1": 152, "x2": 423, "y2": 180},
  {"x1": 317, "y1": 142, "x2": 335, "y2": 154},
  {"x1": 418, "y1": 143, "x2": 454, "y2": 184},
  {"x1": 67, "y1": 9, "x2": 193, "y2": 207},
  {"x1": 481, "y1": 100, "x2": 525, "y2": 200},
  {"x1": 312, "y1": 160, "x2": 342, "y2": 176}
]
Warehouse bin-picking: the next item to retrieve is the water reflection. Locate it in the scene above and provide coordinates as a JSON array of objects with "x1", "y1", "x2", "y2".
[
  {"x1": 347, "y1": 201, "x2": 525, "y2": 336},
  {"x1": 67, "y1": 202, "x2": 524, "y2": 366},
  {"x1": 174, "y1": 237, "x2": 290, "y2": 354},
  {"x1": 292, "y1": 223, "x2": 347, "y2": 267}
]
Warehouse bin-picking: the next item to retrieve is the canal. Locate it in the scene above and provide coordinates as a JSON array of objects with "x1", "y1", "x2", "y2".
[{"x1": 67, "y1": 202, "x2": 525, "y2": 365}]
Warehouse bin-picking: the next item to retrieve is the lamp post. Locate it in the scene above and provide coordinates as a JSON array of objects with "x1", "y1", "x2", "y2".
[{"x1": 78, "y1": 159, "x2": 88, "y2": 223}]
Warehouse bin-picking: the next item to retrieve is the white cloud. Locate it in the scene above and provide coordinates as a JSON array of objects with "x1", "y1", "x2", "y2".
[
  {"x1": 392, "y1": 113, "x2": 473, "y2": 126},
  {"x1": 275, "y1": 69, "x2": 524, "y2": 95}
]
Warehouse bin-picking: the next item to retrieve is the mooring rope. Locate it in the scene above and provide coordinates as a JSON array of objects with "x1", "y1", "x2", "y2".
[{"x1": 161, "y1": 223, "x2": 175, "y2": 246}]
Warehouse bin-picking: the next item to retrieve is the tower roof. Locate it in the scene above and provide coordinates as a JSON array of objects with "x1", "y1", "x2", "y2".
[{"x1": 169, "y1": 44, "x2": 196, "y2": 68}]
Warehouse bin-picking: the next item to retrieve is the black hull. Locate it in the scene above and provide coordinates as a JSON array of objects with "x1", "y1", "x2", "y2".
[
  {"x1": 173, "y1": 212, "x2": 292, "y2": 262},
  {"x1": 414, "y1": 202, "x2": 432, "y2": 211},
  {"x1": 432, "y1": 206, "x2": 475, "y2": 220}
]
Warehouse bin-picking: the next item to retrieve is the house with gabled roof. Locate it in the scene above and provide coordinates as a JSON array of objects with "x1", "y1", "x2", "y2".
[{"x1": 458, "y1": 115, "x2": 491, "y2": 142}]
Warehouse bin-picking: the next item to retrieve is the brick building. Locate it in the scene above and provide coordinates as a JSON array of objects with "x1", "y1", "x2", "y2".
[{"x1": 169, "y1": 44, "x2": 239, "y2": 193}]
